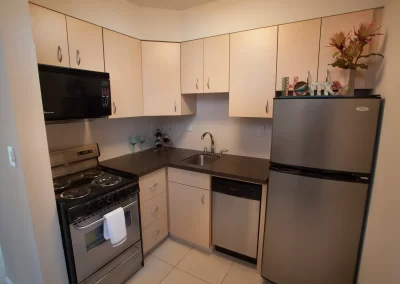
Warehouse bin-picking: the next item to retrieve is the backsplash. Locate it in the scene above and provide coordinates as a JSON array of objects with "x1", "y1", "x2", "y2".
[
  {"x1": 159, "y1": 94, "x2": 272, "y2": 159},
  {"x1": 46, "y1": 117, "x2": 159, "y2": 161}
]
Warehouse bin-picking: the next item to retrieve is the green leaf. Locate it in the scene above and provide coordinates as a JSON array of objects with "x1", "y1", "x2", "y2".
[
  {"x1": 332, "y1": 51, "x2": 340, "y2": 58},
  {"x1": 358, "y1": 53, "x2": 384, "y2": 59}
]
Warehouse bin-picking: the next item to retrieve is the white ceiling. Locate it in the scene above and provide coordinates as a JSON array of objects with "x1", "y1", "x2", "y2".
[{"x1": 129, "y1": 0, "x2": 216, "y2": 10}]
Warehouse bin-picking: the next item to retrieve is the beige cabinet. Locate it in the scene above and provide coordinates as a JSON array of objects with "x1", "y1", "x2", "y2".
[
  {"x1": 181, "y1": 39, "x2": 204, "y2": 94},
  {"x1": 168, "y1": 181, "x2": 211, "y2": 249},
  {"x1": 229, "y1": 27, "x2": 278, "y2": 118},
  {"x1": 142, "y1": 215, "x2": 168, "y2": 254},
  {"x1": 139, "y1": 168, "x2": 167, "y2": 204},
  {"x1": 66, "y1": 16, "x2": 104, "y2": 72},
  {"x1": 318, "y1": 10, "x2": 374, "y2": 89},
  {"x1": 276, "y1": 19, "x2": 321, "y2": 90},
  {"x1": 142, "y1": 41, "x2": 182, "y2": 116},
  {"x1": 204, "y1": 35, "x2": 230, "y2": 93},
  {"x1": 29, "y1": 4, "x2": 69, "y2": 67},
  {"x1": 103, "y1": 29, "x2": 143, "y2": 118}
]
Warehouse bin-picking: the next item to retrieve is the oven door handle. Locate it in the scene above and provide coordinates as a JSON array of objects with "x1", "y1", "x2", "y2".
[
  {"x1": 73, "y1": 200, "x2": 137, "y2": 231},
  {"x1": 94, "y1": 245, "x2": 141, "y2": 284}
]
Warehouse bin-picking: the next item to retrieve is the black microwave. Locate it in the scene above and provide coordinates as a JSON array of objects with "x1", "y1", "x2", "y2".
[{"x1": 37, "y1": 64, "x2": 111, "y2": 122}]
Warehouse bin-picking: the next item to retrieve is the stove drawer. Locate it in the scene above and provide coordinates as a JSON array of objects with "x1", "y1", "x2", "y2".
[
  {"x1": 140, "y1": 192, "x2": 168, "y2": 229},
  {"x1": 142, "y1": 214, "x2": 168, "y2": 254},
  {"x1": 139, "y1": 168, "x2": 166, "y2": 204}
]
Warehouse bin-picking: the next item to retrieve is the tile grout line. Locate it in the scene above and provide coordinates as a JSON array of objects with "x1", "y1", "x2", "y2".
[
  {"x1": 174, "y1": 266, "x2": 213, "y2": 284},
  {"x1": 157, "y1": 265, "x2": 174, "y2": 284},
  {"x1": 175, "y1": 245, "x2": 193, "y2": 267},
  {"x1": 220, "y1": 259, "x2": 235, "y2": 284}
]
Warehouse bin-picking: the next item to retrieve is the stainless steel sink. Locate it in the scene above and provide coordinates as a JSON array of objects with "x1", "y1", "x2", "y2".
[{"x1": 182, "y1": 154, "x2": 220, "y2": 166}]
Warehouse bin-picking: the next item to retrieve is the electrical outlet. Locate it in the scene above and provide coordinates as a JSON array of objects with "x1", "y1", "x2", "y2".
[
  {"x1": 187, "y1": 124, "x2": 193, "y2": 132},
  {"x1": 257, "y1": 126, "x2": 265, "y2": 137}
]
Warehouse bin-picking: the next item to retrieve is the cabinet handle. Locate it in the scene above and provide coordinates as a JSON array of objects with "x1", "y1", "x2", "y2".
[
  {"x1": 201, "y1": 193, "x2": 204, "y2": 204},
  {"x1": 149, "y1": 206, "x2": 159, "y2": 214},
  {"x1": 325, "y1": 69, "x2": 329, "y2": 82},
  {"x1": 151, "y1": 230, "x2": 160, "y2": 237},
  {"x1": 113, "y1": 101, "x2": 117, "y2": 114},
  {"x1": 57, "y1": 46, "x2": 62, "y2": 63},
  {"x1": 148, "y1": 182, "x2": 158, "y2": 189},
  {"x1": 207, "y1": 77, "x2": 210, "y2": 89},
  {"x1": 174, "y1": 101, "x2": 177, "y2": 112},
  {"x1": 266, "y1": 101, "x2": 269, "y2": 114},
  {"x1": 196, "y1": 78, "x2": 198, "y2": 90},
  {"x1": 76, "y1": 50, "x2": 81, "y2": 65}
]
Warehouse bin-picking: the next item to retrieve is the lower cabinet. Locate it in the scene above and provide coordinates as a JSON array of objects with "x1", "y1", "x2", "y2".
[
  {"x1": 168, "y1": 181, "x2": 211, "y2": 249},
  {"x1": 142, "y1": 215, "x2": 168, "y2": 254}
]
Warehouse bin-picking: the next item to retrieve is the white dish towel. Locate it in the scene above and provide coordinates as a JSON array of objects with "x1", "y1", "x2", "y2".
[{"x1": 103, "y1": 208, "x2": 127, "y2": 247}]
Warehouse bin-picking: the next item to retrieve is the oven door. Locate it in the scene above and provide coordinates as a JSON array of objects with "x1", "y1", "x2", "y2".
[{"x1": 69, "y1": 196, "x2": 141, "y2": 283}]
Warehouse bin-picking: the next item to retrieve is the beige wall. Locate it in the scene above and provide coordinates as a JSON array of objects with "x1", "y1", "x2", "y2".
[
  {"x1": 182, "y1": 0, "x2": 384, "y2": 41},
  {"x1": 0, "y1": 0, "x2": 68, "y2": 283},
  {"x1": 161, "y1": 95, "x2": 272, "y2": 158},
  {"x1": 29, "y1": 0, "x2": 183, "y2": 41},
  {"x1": 46, "y1": 117, "x2": 159, "y2": 161},
  {"x1": 358, "y1": 0, "x2": 400, "y2": 282}
]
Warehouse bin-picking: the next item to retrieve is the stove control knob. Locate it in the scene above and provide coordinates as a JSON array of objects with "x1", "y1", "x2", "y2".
[
  {"x1": 97, "y1": 199, "x2": 105, "y2": 209},
  {"x1": 115, "y1": 192, "x2": 123, "y2": 201},
  {"x1": 106, "y1": 195, "x2": 114, "y2": 204},
  {"x1": 86, "y1": 203, "x2": 94, "y2": 214}
]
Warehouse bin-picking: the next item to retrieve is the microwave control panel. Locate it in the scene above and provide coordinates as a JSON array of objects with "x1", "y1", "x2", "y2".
[{"x1": 101, "y1": 81, "x2": 111, "y2": 108}]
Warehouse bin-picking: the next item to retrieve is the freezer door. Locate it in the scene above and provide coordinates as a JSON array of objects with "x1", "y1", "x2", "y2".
[
  {"x1": 262, "y1": 170, "x2": 368, "y2": 284},
  {"x1": 271, "y1": 98, "x2": 380, "y2": 174}
]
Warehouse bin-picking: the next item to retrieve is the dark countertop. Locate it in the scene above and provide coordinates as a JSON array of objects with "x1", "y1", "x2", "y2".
[{"x1": 100, "y1": 148, "x2": 270, "y2": 184}]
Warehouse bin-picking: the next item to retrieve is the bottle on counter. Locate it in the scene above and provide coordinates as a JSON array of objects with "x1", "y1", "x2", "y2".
[{"x1": 155, "y1": 140, "x2": 163, "y2": 151}]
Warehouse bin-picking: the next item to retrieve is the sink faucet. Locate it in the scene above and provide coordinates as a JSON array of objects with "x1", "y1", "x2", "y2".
[{"x1": 201, "y1": 132, "x2": 215, "y2": 155}]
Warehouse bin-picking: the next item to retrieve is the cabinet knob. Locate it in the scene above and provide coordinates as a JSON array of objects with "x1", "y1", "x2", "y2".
[
  {"x1": 57, "y1": 46, "x2": 62, "y2": 63},
  {"x1": 76, "y1": 50, "x2": 81, "y2": 65},
  {"x1": 148, "y1": 182, "x2": 158, "y2": 190},
  {"x1": 196, "y1": 78, "x2": 199, "y2": 90},
  {"x1": 266, "y1": 100, "x2": 269, "y2": 114},
  {"x1": 207, "y1": 77, "x2": 210, "y2": 89},
  {"x1": 113, "y1": 101, "x2": 117, "y2": 114},
  {"x1": 201, "y1": 193, "x2": 204, "y2": 204},
  {"x1": 149, "y1": 206, "x2": 159, "y2": 214},
  {"x1": 151, "y1": 230, "x2": 160, "y2": 237},
  {"x1": 174, "y1": 101, "x2": 177, "y2": 112}
]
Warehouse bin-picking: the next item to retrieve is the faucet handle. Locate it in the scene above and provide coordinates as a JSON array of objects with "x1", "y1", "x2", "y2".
[
  {"x1": 219, "y1": 149, "x2": 228, "y2": 156},
  {"x1": 204, "y1": 147, "x2": 208, "y2": 154}
]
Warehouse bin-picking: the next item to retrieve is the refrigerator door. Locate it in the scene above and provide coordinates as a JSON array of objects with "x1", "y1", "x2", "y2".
[
  {"x1": 262, "y1": 170, "x2": 368, "y2": 284},
  {"x1": 271, "y1": 98, "x2": 380, "y2": 174}
]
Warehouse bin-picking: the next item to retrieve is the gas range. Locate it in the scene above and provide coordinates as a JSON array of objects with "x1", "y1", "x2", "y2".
[{"x1": 50, "y1": 144, "x2": 143, "y2": 284}]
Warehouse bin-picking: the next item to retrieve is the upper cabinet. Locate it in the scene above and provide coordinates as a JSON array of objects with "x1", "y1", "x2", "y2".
[
  {"x1": 276, "y1": 19, "x2": 321, "y2": 90},
  {"x1": 181, "y1": 39, "x2": 204, "y2": 94},
  {"x1": 204, "y1": 35, "x2": 230, "y2": 93},
  {"x1": 142, "y1": 41, "x2": 182, "y2": 116},
  {"x1": 29, "y1": 4, "x2": 70, "y2": 67},
  {"x1": 318, "y1": 10, "x2": 374, "y2": 89},
  {"x1": 103, "y1": 29, "x2": 143, "y2": 119},
  {"x1": 66, "y1": 17, "x2": 104, "y2": 72},
  {"x1": 230, "y1": 27, "x2": 278, "y2": 118}
]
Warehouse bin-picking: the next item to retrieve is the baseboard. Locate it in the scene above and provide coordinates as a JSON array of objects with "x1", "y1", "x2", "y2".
[
  {"x1": 168, "y1": 233, "x2": 213, "y2": 253},
  {"x1": 5, "y1": 277, "x2": 13, "y2": 284}
]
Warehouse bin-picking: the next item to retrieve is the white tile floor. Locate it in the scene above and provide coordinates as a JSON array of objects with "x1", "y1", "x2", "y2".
[{"x1": 125, "y1": 238, "x2": 268, "y2": 284}]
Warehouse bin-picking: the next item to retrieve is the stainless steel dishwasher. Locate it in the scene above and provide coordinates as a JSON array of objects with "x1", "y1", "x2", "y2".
[{"x1": 212, "y1": 177, "x2": 262, "y2": 264}]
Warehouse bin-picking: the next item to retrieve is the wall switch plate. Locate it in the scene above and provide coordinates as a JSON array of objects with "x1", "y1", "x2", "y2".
[
  {"x1": 187, "y1": 124, "x2": 193, "y2": 132},
  {"x1": 257, "y1": 126, "x2": 265, "y2": 137},
  {"x1": 7, "y1": 146, "x2": 16, "y2": 167}
]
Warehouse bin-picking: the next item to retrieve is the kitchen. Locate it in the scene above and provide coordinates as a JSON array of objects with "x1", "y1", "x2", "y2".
[{"x1": 0, "y1": 0, "x2": 398, "y2": 284}]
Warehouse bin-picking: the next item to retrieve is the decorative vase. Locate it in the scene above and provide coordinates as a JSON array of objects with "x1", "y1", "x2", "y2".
[{"x1": 340, "y1": 69, "x2": 356, "y2": 96}]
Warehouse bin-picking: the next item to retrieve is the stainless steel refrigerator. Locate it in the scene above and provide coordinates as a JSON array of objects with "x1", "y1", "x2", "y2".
[{"x1": 261, "y1": 97, "x2": 381, "y2": 284}]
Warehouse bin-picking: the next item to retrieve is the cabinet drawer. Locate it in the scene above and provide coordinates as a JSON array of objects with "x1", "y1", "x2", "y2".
[
  {"x1": 139, "y1": 168, "x2": 166, "y2": 203},
  {"x1": 168, "y1": 167, "x2": 210, "y2": 190},
  {"x1": 140, "y1": 192, "x2": 168, "y2": 229},
  {"x1": 142, "y1": 215, "x2": 168, "y2": 254}
]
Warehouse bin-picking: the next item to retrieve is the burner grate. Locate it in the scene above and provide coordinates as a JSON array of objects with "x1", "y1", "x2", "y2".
[
  {"x1": 91, "y1": 175, "x2": 122, "y2": 187},
  {"x1": 61, "y1": 187, "x2": 91, "y2": 200}
]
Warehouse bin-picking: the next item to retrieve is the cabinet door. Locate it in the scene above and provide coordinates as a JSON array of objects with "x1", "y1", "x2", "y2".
[
  {"x1": 66, "y1": 16, "x2": 104, "y2": 72},
  {"x1": 181, "y1": 39, "x2": 204, "y2": 94},
  {"x1": 318, "y1": 10, "x2": 374, "y2": 89},
  {"x1": 276, "y1": 19, "x2": 321, "y2": 90},
  {"x1": 142, "y1": 41, "x2": 181, "y2": 116},
  {"x1": 168, "y1": 182, "x2": 210, "y2": 248},
  {"x1": 230, "y1": 27, "x2": 277, "y2": 118},
  {"x1": 29, "y1": 4, "x2": 69, "y2": 67},
  {"x1": 204, "y1": 35, "x2": 229, "y2": 93},
  {"x1": 103, "y1": 29, "x2": 143, "y2": 118}
]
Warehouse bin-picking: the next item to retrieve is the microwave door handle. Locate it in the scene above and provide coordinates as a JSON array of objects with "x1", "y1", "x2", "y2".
[{"x1": 73, "y1": 200, "x2": 137, "y2": 230}]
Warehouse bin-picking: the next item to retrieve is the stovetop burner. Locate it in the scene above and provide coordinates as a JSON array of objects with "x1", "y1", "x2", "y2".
[
  {"x1": 60, "y1": 187, "x2": 91, "y2": 200},
  {"x1": 81, "y1": 170, "x2": 104, "y2": 179},
  {"x1": 54, "y1": 179, "x2": 72, "y2": 191},
  {"x1": 91, "y1": 175, "x2": 122, "y2": 187}
]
